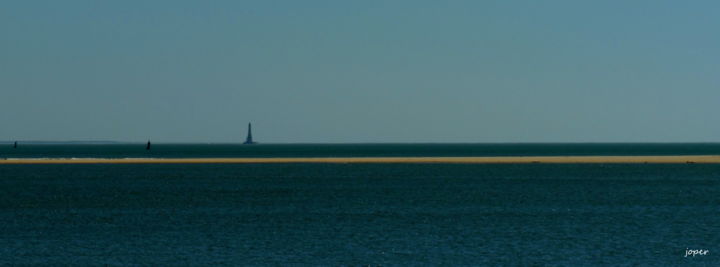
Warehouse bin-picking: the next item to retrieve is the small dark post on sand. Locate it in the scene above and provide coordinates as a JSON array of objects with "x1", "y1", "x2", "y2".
[{"x1": 146, "y1": 141, "x2": 151, "y2": 150}]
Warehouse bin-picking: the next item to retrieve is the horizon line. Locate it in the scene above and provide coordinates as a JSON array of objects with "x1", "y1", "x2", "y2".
[{"x1": 3, "y1": 141, "x2": 720, "y2": 145}]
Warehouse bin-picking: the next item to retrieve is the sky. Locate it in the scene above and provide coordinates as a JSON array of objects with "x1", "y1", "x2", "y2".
[{"x1": 1, "y1": 0, "x2": 720, "y2": 143}]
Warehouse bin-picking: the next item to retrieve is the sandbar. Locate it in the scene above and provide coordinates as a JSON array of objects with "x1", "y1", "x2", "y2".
[{"x1": 1, "y1": 155, "x2": 720, "y2": 164}]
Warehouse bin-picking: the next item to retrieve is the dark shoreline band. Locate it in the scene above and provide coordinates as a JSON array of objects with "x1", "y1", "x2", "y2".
[{"x1": 2, "y1": 155, "x2": 720, "y2": 164}]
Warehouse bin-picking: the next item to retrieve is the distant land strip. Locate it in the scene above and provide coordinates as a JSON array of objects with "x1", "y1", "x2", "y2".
[{"x1": 2, "y1": 156, "x2": 720, "y2": 164}]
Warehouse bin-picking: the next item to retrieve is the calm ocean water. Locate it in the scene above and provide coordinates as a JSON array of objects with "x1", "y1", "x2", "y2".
[
  {"x1": 3, "y1": 143, "x2": 720, "y2": 158},
  {"x1": 1, "y1": 144, "x2": 718, "y2": 265}
]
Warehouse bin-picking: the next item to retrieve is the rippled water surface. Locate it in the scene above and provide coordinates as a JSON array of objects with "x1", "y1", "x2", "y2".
[
  {"x1": 3, "y1": 143, "x2": 720, "y2": 158},
  {"x1": 1, "y1": 163, "x2": 718, "y2": 265}
]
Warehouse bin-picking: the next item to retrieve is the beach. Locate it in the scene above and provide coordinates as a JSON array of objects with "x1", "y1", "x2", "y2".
[{"x1": 2, "y1": 155, "x2": 720, "y2": 164}]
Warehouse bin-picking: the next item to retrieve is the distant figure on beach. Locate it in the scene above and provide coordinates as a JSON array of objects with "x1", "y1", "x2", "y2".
[
  {"x1": 146, "y1": 141, "x2": 151, "y2": 150},
  {"x1": 243, "y1": 123, "x2": 257, "y2": 145},
  {"x1": 13, "y1": 141, "x2": 17, "y2": 149}
]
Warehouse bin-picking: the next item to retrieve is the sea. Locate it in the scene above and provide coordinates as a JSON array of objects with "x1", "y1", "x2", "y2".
[{"x1": 0, "y1": 143, "x2": 718, "y2": 266}]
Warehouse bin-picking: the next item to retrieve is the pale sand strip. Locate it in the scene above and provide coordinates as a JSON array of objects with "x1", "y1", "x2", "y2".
[{"x1": 2, "y1": 155, "x2": 720, "y2": 164}]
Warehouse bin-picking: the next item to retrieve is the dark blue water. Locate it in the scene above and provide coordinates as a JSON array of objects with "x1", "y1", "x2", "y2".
[
  {"x1": 3, "y1": 143, "x2": 720, "y2": 158},
  {"x1": 1, "y1": 163, "x2": 718, "y2": 265}
]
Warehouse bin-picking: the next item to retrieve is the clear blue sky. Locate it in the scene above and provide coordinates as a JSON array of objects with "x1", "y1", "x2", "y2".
[{"x1": 1, "y1": 1, "x2": 719, "y2": 143}]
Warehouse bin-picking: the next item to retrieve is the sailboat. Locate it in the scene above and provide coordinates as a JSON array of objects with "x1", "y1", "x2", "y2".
[{"x1": 243, "y1": 123, "x2": 257, "y2": 145}]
